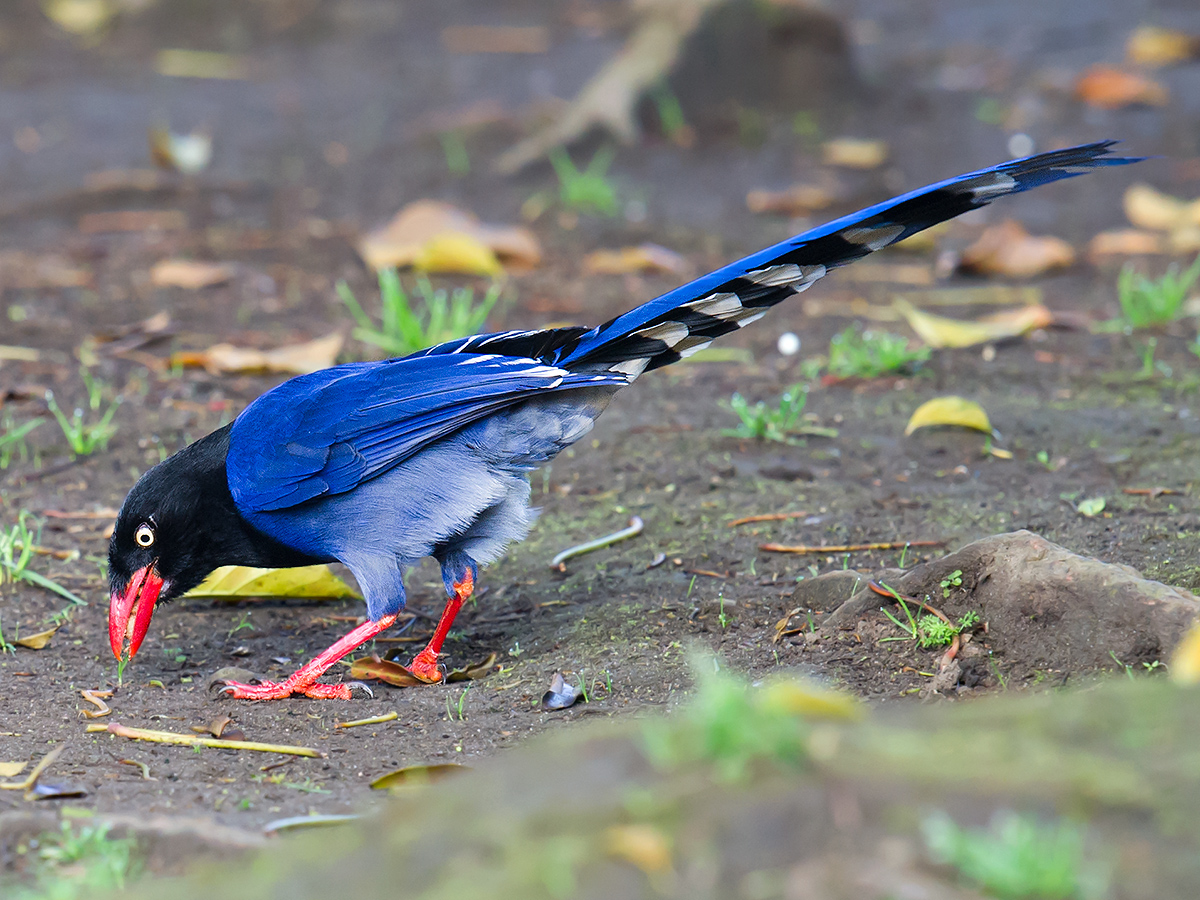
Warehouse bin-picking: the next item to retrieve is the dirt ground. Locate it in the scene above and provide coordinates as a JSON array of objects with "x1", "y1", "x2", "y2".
[{"x1": 2, "y1": 0, "x2": 1200, "y2": 847}]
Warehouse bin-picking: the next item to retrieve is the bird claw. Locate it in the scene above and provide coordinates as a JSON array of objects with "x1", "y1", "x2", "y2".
[
  {"x1": 215, "y1": 677, "x2": 368, "y2": 701},
  {"x1": 406, "y1": 648, "x2": 446, "y2": 684}
]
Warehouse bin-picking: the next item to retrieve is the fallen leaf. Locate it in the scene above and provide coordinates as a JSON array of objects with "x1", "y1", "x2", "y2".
[
  {"x1": 14, "y1": 626, "x2": 59, "y2": 650},
  {"x1": 746, "y1": 182, "x2": 838, "y2": 216},
  {"x1": 893, "y1": 299, "x2": 1052, "y2": 348},
  {"x1": 170, "y1": 332, "x2": 344, "y2": 376},
  {"x1": 757, "y1": 679, "x2": 863, "y2": 721},
  {"x1": 905, "y1": 396, "x2": 994, "y2": 436},
  {"x1": 412, "y1": 232, "x2": 502, "y2": 277},
  {"x1": 349, "y1": 657, "x2": 439, "y2": 687},
  {"x1": 189, "y1": 716, "x2": 245, "y2": 741},
  {"x1": 1076, "y1": 497, "x2": 1107, "y2": 517},
  {"x1": 155, "y1": 48, "x2": 248, "y2": 80},
  {"x1": 0, "y1": 251, "x2": 92, "y2": 290},
  {"x1": 1170, "y1": 227, "x2": 1200, "y2": 255},
  {"x1": 28, "y1": 782, "x2": 87, "y2": 801},
  {"x1": 1075, "y1": 64, "x2": 1168, "y2": 109},
  {"x1": 148, "y1": 127, "x2": 213, "y2": 174},
  {"x1": 79, "y1": 688, "x2": 112, "y2": 718},
  {"x1": 605, "y1": 824, "x2": 672, "y2": 875},
  {"x1": 358, "y1": 200, "x2": 541, "y2": 272},
  {"x1": 958, "y1": 220, "x2": 1075, "y2": 279},
  {"x1": 821, "y1": 137, "x2": 888, "y2": 170},
  {"x1": 541, "y1": 672, "x2": 584, "y2": 710},
  {"x1": 369, "y1": 763, "x2": 469, "y2": 791},
  {"x1": 1087, "y1": 229, "x2": 1167, "y2": 261},
  {"x1": 1123, "y1": 183, "x2": 1200, "y2": 232},
  {"x1": 1171, "y1": 621, "x2": 1200, "y2": 684},
  {"x1": 0, "y1": 763, "x2": 26, "y2": 778},
  {"x1": 583, "y1": 243, "x2": 689, "y2": 276},
  {"x1": 41, "y1": 0, "x2": 116, "y2": 36},
  {"x1": 78, "y1": 210, "x2": 187, "y2": 233},
  {"x1": 185, "y1": 564, "x2": 360, "y2": 600},
  {"x1": 445, "y1": 652, "x2": 498, "y2": 683},
  {"x1": 441, "y1": 25, "x2": 549, "y2": 54},
  {"x1": 1126, "y1": 25, "x2": 1200, "y2": 68},
  {"x1": 150, "y1": 259, "x2": 235, "y2": 289}
]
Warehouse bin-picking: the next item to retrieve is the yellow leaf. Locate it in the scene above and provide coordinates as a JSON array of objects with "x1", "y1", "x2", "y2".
[
  {"x1": 905, "y1": 397, "x2": 993, "y2": 436},
  {"x1": 14, "y1": 626, "x2": 59, "y2": 650},
  {"x1": 893, "y1": 298, "x2": 1052, "y2": 349},
  {"x1": 1123, "y1": 183, "x2": 1200, "y2": 232},
  {"x1": 412, "y1": 232, "x2": 502, "y2": 276},
  {"x1": 758, "y1": 679, "x2": 862, "y2": 721},
  {"x1": 1087, "y1": 229, "x2": 1167, "y2": 262},
  {"x1": 821, "y1": 137, "x2": 888, "y2": 170},
  {"x1": 358, "y1": 200, "x2": 540, "y2": 272},
  {"x1": 1171, "y1": 621, "x2": 1200, "y2": 685},
  {"x1": 41, "y1": 0, "x2": 116, "y2": 35},
  {"x1": 370, "y1": 763, "x2": 470, "y2": 791},
  {"x1": 185, "y1": 565, "x2": 360, "y2": 600},
  {"x1": 583, "y1": 243, "x2": 689, "y2": 276},
  {"x1": 605, "y1": 824, "x2": 672, "y2": 875},
  {"x1": 0, "y1": 762, "x2": 27, "y2": 778},
  {"x1": 1126, "y1": 25, "x2": 1200, "y2": 68},
  {"x1": 170, "y1": 332, "x2": 344, "y2": 376},
  {"x1": 155, "y1": 49, "x2": 248, "y2": 80}
]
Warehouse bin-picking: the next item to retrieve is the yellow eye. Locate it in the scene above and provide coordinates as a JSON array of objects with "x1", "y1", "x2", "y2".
[{"x1": 135, "y1": 524, "x2": 155, "y2": 548}]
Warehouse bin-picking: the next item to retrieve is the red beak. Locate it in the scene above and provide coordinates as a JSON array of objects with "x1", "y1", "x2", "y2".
[{"x1": 109, "y1": 564, "x2": 165, "y2": 661}]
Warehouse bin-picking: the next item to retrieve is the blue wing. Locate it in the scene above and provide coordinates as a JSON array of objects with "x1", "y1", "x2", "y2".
[{"x1": 227, "y1": 353, "x2": 627, "y2": 512}]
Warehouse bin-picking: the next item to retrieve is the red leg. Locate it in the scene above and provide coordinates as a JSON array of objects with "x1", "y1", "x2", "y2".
[
  {"x1": 220, "y1": 613, "x2": 399, "y2": 701},
  {"x1": 407, "y1": 569, "x2": 474, "y2": 682}
]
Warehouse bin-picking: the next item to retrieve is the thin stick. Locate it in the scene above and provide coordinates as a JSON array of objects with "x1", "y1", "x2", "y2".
[
  {"x1": 551, "y1": 516, "x2": 644, "y2": 569},
  {"x1": 87, "y1": 723, "x2": 325, "y2": 758},
  {"x1": 728, "y1": 511, "x2": 808, "y2": 528},
  {"x1": 761, "y1": 540, "x2": 942, "y2": 554},
  {"x1": 336, "y1": 712, "x2": 398, "y2": 729}
]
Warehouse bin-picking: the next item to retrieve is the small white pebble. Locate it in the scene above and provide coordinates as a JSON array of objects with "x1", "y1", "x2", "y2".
[
  {"x1": 981, "y1": 344, "x2": 996, "y2": 362},
  {"x1": 777, "y1": 331, "x2": 801, "y2": 356},
  {"x1": 1008, "y1": 133, "x2": 1035, "y2": 158}
]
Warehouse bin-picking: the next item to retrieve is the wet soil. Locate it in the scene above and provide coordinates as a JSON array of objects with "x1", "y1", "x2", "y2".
[{"x1": 1, "y1": 0, "x2": 1199, "y2": 844}]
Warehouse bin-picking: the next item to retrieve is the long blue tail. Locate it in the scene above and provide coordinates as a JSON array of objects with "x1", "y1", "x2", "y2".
[{"x1": 552, "y1": 141, "x2": 1142, "y2": 377}]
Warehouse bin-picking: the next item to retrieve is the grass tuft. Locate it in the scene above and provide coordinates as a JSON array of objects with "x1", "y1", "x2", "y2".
[
  {"x1": 1116, "y1": 254, "x2": 1200, "y2": 328},
  {"x1": 825, "y1": 325, "x2": 930, "y2": 379}
]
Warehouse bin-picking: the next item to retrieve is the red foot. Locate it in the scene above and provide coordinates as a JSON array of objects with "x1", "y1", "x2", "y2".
[
  {"x1": 219, "y1": 678, "x2": 372, "y2": 701},
  {"x1": 406, "y1": 647, "x2": 445, "y2": 683}
]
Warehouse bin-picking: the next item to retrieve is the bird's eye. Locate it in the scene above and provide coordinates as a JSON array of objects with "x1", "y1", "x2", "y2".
[{"x1": 135, "y1": 524, "x2": 155, "y2": 548}]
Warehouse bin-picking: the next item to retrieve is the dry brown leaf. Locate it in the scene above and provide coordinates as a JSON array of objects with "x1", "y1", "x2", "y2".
[
  {"x1": 15, "y1": 626, "x2": 59, "y2": 650},
  {"x1": 1170, "y1": 227, "x2": 1200, "y2": 255},
  {"x1": 746, "y1": 183, "x2": 838, "y2": 215},
  {"x1": 1074, "y1": 64, "x2": 1168, "y2": 109},
  {"x1": 0, "y1": 250, "x2": 91, "y2": 290},
  {"x1": 583, "y1": 243, "x2": 688, "y2": 276},
  {"x1": 171, "y1": 332, "x2": 343, "y2": 376},
  {"x1": 958, "y1": 220, "x2": 1075, "y2": 279},
  {"x1": 821, "y1": 137, "x2": 888, "y2": 170},
  {"x1": 150, "y1": 259, "x2": 235, "y2": 289},
  {"x1": 1123, "y1": 183, "x2": 1200, "y2": 231},
  {"x1": 358, "y1": 200, "x2": 540, "y2": 272},
  {"x1": 1126, "y1": 25, "x2": 1200, "y2": 68},
  {"x1": 79, "y1": 210, "x2": 187, "y2": 233},
  {"x1": 441, "y1": 25, "x2": 549, "y2": 54},
  {"x1": 1088, "y1": 229, "x2": 1167, "y2": 261}
]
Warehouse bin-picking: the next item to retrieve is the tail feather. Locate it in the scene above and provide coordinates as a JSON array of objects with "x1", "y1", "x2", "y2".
[{"x1": 559, "y1": 140, "x2": 1143, "y2": 376}]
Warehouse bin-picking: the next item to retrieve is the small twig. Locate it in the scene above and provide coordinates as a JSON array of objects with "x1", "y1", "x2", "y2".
[
  {"x1": 684, "y1": 568, "x2": 729, "y2": 579},
  {"x1": 80, "y1": 689, "x2": 113, "y2": 719},
  {"x1": 1122, "y1": 487, "x2": 1179, "y2": 498},
  {"x1": 761, "y1": 540, "x2": 943, "y2": 554},
  {"x1": 727, "y1": 511, "x2": 809, "y2": 528},
  {"x1": 551, "y1": 516, "x2": 644, "y2": 569},
  {"x1": 335, "y1": 712, "x2": 399, "y2": 729},
  {"x1": 119, "y1": 758, "x2": 155, "y2": 780},
  {"x1": 87, "y1": 723, "x2": 326, "y2": 758},
  {"x1": 0, "y1": 746, "x2": 64, "y2": 791}
]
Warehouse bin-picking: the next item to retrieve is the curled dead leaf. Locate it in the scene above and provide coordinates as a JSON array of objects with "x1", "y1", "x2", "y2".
[
  {"x1": 894, "y1": 299, "x2": 1052, "y2": 349},
  {"x1": 583, "y1": 243, "x2": 688, "y2": 276},
  {"x1": 746, "y1": 182, "x2": 838, "y2": 216},
  {"x1": 358, "y1": 200, "x2": 541, "y2": 272},
  {"x1": 821, "y1": 137, "x2": 888, "y2": 170},
  {"x1": 412, "y1": 233, "x2": 502, "y2": 277},
  {"x1": 148, "y1": 127, "x2": 213, "y2": 174},
  {"x1": 1087, "y1": 229, "x2": 1167, "y2": 262},
  {"x1": 958, "y1": 220, "x2": 1075, "y2": 279},
  {"x1": 905, "y1": 396, "x2": 994, "y2": 437},
  {"x1": 189, "y1": 716, "x2": 245, "y2": 741},
  {"x1": 171, "y1": 332, "x2": 343, "y2": 376},
  {"x1": 605, "y1": 824, "x2": 672, "y2": 875},
  {"x1": 1123, "y1": 183, "x2": 1200, "y2": 232},
  {"x1": 1074, "y1": 64, "x2": 1168, "y2": 109},
  {"x1": 370, "y1": 764, "x2": 469, "y2": 791},
  {"x1": 150, "y1": 259, "x2": 234, "y2": 289},
  {"x1": 1126, "y1": 25, "x2": 1200, "y2": 68},
  {"x1": 541, "y1": 672, "x2": 584, "y2": 710},
  {"x1": 79, "y1": 688, "x2": 112, "y2": 719},
  {"x1": 186, "y1": 564, "x2": 360, "y2": 600},
  {"x1": 15, "y1": 626, "x2": 60, "y2": 650}
]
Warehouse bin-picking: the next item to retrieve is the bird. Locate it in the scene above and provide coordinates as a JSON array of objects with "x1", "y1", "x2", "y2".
[{"x1": 109, "y1": 141, "x2": 1141, "y2": 700}]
